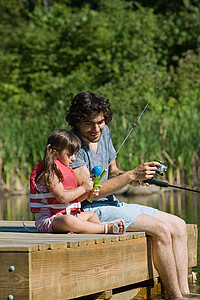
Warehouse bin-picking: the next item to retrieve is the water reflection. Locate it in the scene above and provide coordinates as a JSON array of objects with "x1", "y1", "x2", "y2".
[
  {"x1": 1, "y1": 190, "x2": 199, "y2": 224},
  {"x1": 0, "y1": 190, "x2": 200, "y2": 298},
  {"x1": 0, "y1": 192, "x2": 34, "y2": 221}
]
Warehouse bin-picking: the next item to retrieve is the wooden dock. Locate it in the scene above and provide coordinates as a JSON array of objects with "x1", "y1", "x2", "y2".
[{"x1": 0, "y1": 221, "x2": 198, "y2": 300}]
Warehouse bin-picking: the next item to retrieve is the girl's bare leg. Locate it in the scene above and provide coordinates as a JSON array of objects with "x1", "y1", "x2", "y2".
[
  {"x1": 52, "y1": 214, "x2": 124, "y2": 234},
  {"x1": 77, "y1": 211, "x2": 101, "y2": 223},
  {"x1": 53, "y1": 214, "x2": 104, "y2": 233},
  {"x1": 78, "y1": 212, "x2": 125, "y2": 234}
]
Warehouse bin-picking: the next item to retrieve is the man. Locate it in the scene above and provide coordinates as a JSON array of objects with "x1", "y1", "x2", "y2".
[{"x1": 66, "y1": 91, "x2": 198, "y2": 299}]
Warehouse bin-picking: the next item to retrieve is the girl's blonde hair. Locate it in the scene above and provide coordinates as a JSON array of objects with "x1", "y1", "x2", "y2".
[{"x1": 43, "y1": 129, "x2": 81, "y2": 185}]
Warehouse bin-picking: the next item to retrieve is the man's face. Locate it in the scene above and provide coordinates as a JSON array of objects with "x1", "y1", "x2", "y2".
[{"x1": 75, "y1": 112, "x2": 105, "y2": 144}]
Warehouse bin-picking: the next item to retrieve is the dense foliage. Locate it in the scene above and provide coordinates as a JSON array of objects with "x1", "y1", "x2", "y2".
[{"x1": 0, "y1": 0, "x2": 199, "y2": 190}]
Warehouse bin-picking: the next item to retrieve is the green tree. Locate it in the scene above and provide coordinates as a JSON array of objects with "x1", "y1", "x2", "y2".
[{"x1": 0, "y1": 0, "x2": 199, "y2": 189}]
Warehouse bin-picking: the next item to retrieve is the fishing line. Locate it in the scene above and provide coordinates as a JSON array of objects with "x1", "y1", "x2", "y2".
[
  {"x1": 108, "y1": 86, "x2": 158, "y2": 167},
  {"x1": 107, "y1": 87, "x2": 200, "y2": 194},
  {"x1": 115, "y1": 87, "x2": 158, "y2": 157}
]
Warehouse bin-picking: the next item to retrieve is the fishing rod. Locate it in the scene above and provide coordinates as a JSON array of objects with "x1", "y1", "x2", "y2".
[
  {"x1": 107, "y1": 86, "x2": 159, "y2": 168},
  {"x1": 144, "y1": 178, "x2": 200, "y2": 194},
  {"x1": 111, "y1": 86, "x2": 200, "y2": 194},
  {"x1": 114, "y1": 86, "x2": 159, "y2": 159},
  {"x1": 89, "y1": 86, "x2": 200, "y2": 200},
  {"x1": 88, "y1": 87, "x2": 159, "y2": 201}
]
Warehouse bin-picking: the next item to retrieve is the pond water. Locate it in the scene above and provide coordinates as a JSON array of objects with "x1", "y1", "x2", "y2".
[{"x1": 0, "y1": 189, "x2": 200, "y2": 298}]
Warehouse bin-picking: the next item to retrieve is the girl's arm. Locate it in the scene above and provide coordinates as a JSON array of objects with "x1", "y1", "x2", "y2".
[{"x1": 47, "y1": 173, "x2": 93, "y2": 204}]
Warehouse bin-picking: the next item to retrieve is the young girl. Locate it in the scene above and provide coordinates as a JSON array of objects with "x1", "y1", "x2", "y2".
[{"x1": 30, "y1": 129, "x2": 125, "y2": 234}]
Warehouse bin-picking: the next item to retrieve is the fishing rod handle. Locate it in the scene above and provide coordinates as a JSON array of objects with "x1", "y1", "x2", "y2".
[{"x1": 144, "y1": 179, "x2": 169, "y2": 188}]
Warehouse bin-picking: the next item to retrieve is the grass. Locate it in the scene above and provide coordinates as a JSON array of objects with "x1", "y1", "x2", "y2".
[{"x1": 0, "y1": 104, "x2": 199, "y2": 190}]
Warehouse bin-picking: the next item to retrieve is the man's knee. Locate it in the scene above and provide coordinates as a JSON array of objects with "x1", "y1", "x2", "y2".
[
  {"x1": 157, "y1": 216, "x2": 187, "y2": 241},
  {"x1": 171, "y1": 216, "x2": 187, "y2": 238},
  {"x1": 152, "y1": 222, "x2": 172, "y2": 245}
]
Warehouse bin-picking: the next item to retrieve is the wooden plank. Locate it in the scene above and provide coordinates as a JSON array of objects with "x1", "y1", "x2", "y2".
[
  {"x1": 0, "y1": 221, "x2": 146, "y2": 251},
  {"x1": 96, "y1": 290, "x2": 112, "y2": 299},
  {"x1": 0, "y1": 252, "x2": 31, "y2": 299},
  {"x1": 112, "y1": 288, "x2": 142, "y2": 300},
  {"x1": 0, "y1": 220, "x2": 144, "y2": 238},
  {"x1": 31, "y1": 237, "x2": 149, "y2": 300},
  {"x1": 0, "y1": 246, "x2": 33, "y2": 252},
  {"x1": 0, "y1": 220, "x2": 37, "y2": 233},
  {"x1": 187, "y1": 224, "x2": 198, "y2": 268},
  {"x1": 0, "y1": 221, "x2": 35, "y2": 226},
  {"x1": 0, "y1": 222, "x2": 197, "y2": 300}
]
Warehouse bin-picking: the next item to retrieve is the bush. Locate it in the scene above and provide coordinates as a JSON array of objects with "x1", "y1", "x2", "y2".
[{"x1": 0, "y1": 0, "x2": 199, "y2": 189}]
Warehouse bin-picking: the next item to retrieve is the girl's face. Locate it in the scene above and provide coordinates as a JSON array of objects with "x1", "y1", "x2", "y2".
[{"x1": 54, "y1": 149, "x2": 76, "y2": 167}]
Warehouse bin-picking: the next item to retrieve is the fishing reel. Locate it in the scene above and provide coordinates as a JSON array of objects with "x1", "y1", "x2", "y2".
[
  {"x1": 144, "y1": 161, "x2": 167, "y2": 185},
  {"x1": 156, "y1": 161, "x2": 167, "y2": 176}
]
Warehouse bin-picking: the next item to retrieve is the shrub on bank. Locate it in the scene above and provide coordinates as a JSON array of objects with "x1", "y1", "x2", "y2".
[{"x1": 0, "y1": 1, "x2": 199, "y2": 189}]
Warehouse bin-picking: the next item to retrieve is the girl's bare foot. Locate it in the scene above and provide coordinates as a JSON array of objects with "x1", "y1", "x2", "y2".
[{"x1": 105, "y1": 219, "x2": 126, "y2": 234}]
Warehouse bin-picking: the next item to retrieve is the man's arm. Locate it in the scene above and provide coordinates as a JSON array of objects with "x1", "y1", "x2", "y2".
[
  {"x1": 108, "y1": 160, "x2": 125, "y2": 178},
  {"x1": 73, "y1": 160, "x2": 160, "y2": 199}
]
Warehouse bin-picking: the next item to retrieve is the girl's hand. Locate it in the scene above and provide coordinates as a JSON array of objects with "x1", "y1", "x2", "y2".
[
  {"x1": 81, "y1": 177, "x2": 94, "y2": 192},
  {"x1": 92, "y1": 186, "x2": 100, "y2": 196}
]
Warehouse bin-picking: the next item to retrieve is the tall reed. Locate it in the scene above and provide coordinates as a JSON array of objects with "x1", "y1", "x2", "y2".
[
  {"x1": 0, "y1": 107, "x2": 67, "y2": 191},
  {"x1": 111, "y1": 104, "x2": 199, "y2": 187},
  {"x1": 0, "y1": 102, "x2": 199, "y2": 190}
]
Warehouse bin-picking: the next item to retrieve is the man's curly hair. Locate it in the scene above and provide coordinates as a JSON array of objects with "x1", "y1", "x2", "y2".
[{"x1": 66, "y1": 91, "x2": 113, "y2": 129}]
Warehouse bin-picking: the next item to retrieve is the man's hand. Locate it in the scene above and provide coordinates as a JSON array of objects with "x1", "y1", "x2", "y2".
[
  {"x1": 128, "y1": 161, "x2": 160, "y2": 186},
  {"x1": 92, "y1": 186, "x2": 100, "y2": 196}
]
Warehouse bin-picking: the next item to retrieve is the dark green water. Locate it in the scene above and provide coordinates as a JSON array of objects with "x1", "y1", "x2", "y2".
[{"x1": 0, "y1": 190, "x2": 200, "y2": 298}]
